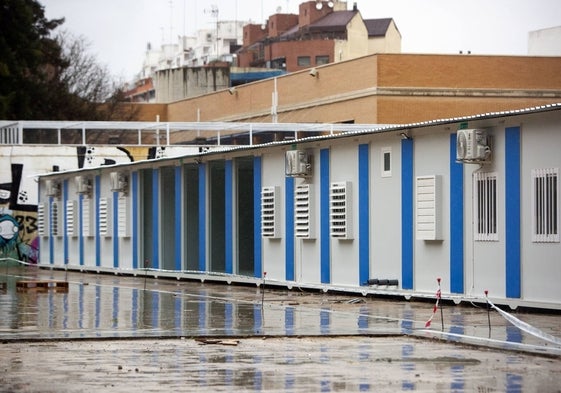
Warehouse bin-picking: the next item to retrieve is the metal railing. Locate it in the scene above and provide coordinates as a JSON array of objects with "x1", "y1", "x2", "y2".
[{"x1": 0, "y1": 120, "x2": 392, "y2": 147}]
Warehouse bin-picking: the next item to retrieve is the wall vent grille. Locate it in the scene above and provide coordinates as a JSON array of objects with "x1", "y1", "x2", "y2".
[
  {"x1": 66, "y1": 200, "x2": 78, "y2": 237},
  {"x1": 329, "y1": 181, "x2": 352, "y2": 239},
  {"x1": 99, "y1": 197, "x2": 111, "y2": 237},
  {"x1": 295, "y1": 184, "x2": 314, "y2": 238},
  {"x1": 415, "y1": 175, "x2": 442, "y2": 240},
  {"x1": 261, "y1": 186, "x2": 280, "y2": 238},
  {"x1": 118, "y1": 195, "x2": 130, "y2": 238},
  {"x1": 37, "y1": 203, "x2": 48, "y2": 237},
  {"x1": 51, "y1": 201, "x2": 61, "y2": 237},
  {"x1": 82, "y1": 198, "x2": 93, "y2": 237}
]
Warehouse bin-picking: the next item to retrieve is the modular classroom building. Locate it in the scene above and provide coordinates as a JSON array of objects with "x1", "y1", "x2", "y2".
[{"x1": 37, "y1": 104, "x2": 561, "y2": 310}]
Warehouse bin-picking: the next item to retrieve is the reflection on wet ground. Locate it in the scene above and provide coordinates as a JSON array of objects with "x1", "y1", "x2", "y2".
[{"x1": 1, "y1": 265, "x2": 561, "y2": 392}]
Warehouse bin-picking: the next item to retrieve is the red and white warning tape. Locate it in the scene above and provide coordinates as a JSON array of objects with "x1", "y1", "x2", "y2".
[{"x1": 425, "y1": 278, "x2": 442, "y2": 328}]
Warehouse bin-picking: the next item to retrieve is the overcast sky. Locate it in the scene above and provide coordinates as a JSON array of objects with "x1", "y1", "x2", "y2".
[{"x1": 40, "y1": 0, "x2": 561, "y2": 82}]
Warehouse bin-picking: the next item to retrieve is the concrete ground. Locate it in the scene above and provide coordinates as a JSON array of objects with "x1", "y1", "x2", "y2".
[{"x1": 1, "y1": 265, "x2": 560, "y2": 392}]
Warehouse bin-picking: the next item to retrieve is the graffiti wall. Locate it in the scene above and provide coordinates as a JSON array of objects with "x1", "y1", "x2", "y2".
[{"x1": 0, "y1": 144, "x2": 198, "y2": 263}]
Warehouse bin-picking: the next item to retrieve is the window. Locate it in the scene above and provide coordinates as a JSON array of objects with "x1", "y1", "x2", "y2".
[
  {"x1": 381, "y1": 147, "x2": 392, "y2": 177},
  {"x1": 532, "y1": 168, "x2": 559, "y2": 242},
  {"x1": 474, "y1": 172, "x2": 498, "y2": 241},
  {"x1": 316, "y1": 55, "x2": 329, "y2": 65},
  {"x1": 297, "y1": 56, "x2": 311, "y2": 67}
]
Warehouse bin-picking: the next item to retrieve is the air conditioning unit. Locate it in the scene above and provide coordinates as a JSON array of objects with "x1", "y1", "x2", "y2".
[
  {"x1": 110, "y1": 172, "x2": 128, "y2": 193},
  {"x1": 45, "y1": 179, "x2": 60, "y2": 197},
  {"x1": 456, "y1": 129, "x2": 491, "y2": 162},
  {"x1": 75, "y1": 176, "x2": 91, "y2": 195},
  {"x1": 285, "y1": 150, "x2": 312, "y2": 177}
]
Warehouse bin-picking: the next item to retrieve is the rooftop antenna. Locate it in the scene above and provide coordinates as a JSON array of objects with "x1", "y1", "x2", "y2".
[{"x1": 169, "y1": 0, "x2": 173, "y2": 43}]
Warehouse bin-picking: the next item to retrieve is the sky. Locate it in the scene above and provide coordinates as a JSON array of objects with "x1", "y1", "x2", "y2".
[{"x1": 40, "y1": 0, "x2": 561, "y2": 82}]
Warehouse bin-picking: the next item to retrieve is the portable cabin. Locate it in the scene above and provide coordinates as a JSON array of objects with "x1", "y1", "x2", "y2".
[{"x1": 37, "y1": 104, "x2": 561, "y2": 310}]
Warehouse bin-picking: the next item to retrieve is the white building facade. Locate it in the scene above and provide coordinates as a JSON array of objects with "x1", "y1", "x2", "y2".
[{"x1": 36, "y1": 104, "x2": 561, "y2": 310}]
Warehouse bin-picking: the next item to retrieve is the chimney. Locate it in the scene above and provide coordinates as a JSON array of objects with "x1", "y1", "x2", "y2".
[
  {"x1": 353, "y1": 2, "x2": 357, "y2": 11},
  {"x1": 299, "y1": 1, "x2": 333, "y2": 28}
]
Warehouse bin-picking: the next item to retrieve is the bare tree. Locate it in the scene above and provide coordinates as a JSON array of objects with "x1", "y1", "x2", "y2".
[{"x1": 54, "y1": 31, "x2": 138, "y2": 121}]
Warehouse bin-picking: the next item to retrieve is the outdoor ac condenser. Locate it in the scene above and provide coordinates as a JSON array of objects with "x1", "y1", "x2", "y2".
[
  {"x1": 285, "y1": 150, "x2": 312, "y2": 177},
  {"x1": 75, "y1": 175, "x2": 91, "y2": 195},
  {"x1": 456, "y1": 129, "x2": 491, "y2": 162},
  {"x1": 45, "y1": 179, "x2": 60, "y2": 197},
  {"x1": 110, "y1": 172, "x2": 128, "y2": 193}
]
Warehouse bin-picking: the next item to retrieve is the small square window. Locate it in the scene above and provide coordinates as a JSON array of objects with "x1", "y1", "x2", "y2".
[
  {"x1": 381, "y1": 147, "x2": 391, "y2": 177},
  {"x1": 297, "y1": 56, "x2": 311, "y2": 67},
  {"x1": 316, "y1": 55, "x2": 329, "y2": 65}
]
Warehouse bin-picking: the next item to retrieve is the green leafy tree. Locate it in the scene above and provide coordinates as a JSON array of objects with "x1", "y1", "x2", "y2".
[
  {"x1": 0, "y1": 0, "x2": 137, "y2": 121},
  {"x1": 0, "y1": 0, "x2": 64, "y2": 119}
]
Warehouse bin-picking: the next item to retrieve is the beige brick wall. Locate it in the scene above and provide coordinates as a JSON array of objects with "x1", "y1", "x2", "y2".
[{"x1": 134, "y1": 54, "x2": 561, "y2": 125}]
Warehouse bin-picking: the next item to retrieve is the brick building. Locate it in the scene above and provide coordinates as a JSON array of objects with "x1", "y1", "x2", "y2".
[
  {"x1": 236, "y1": 0, "x2": 401, "y2": 72},
  {"x1": 133, "y1": 53, "x2": 561, "y2": 138}
]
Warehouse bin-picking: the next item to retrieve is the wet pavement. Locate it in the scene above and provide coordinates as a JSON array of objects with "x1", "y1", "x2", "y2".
[{"x1": 1, "y1": 265, "x2": 561, "y2": 392}]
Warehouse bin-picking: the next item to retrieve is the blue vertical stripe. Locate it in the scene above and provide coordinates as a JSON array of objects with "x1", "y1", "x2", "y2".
[
  {"x1": 285, "y1": 176, "x2": 295, "y2": 281},
  {"x1": 112, "y1": 191, "x2": 119, "y2": 268},
  {"x1": 254, "y1": 156, "x2": 263, "y2": 278},
  {"x1": 49, "y1": 197, "x2": 54, "y2": 265},
  {"x1": 63, "y1": 179, "x2": 68, "y2": 266},
  {"x1": 358, "y1": 144, "x2": 370, "y2": 285},
  {"x1": 79, "y1": 194, "x2": 84, "y2": 266},
  {"x1": 131, "y1": 172, "x2": 138, "y2": 270},
  {"x1": 505, "y1": 126, "x2": 521, "y2": 298},
  {"x1": 152, "y1": 169, "x2": 160, "y2": 270},
  {"x1": 37, "y1": 181, "x2": 42, "y2": 264},
  {"x1": 450, "y1": 134, "x2": 464, "y2": 293},
  {"x1": 401, "y1": 139, "x2": 414, "y2": 289},
  {"x1": 320, "y1": 148, "x2": 331, "y2": 284},
  {"x1": 198, "y1": 164, "x2": 206, "y2": 271},
  {"x1": 174, "y1": 166, "x2": 182, "y2": 271},
  {"x1": 95, "y1": 175, "x2": 101, "y2": 267},
  {"x1": 225, "y1": 160, "x2": 233, "y2": 274}
]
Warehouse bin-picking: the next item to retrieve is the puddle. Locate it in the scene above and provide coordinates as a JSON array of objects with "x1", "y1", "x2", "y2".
[
  {"x1": 1, "y1": 266, "x2": 561, "y2": 392},
  {"x1": 1, "y1": 267, "x2": 561, "y2": 350}
]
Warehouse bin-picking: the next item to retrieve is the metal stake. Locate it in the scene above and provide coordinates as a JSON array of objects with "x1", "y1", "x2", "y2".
[
  {"x1": 437, "y1": 277, "x2": 444, "y2": 332},
  {"x1": 261, "y1": 271, "x2": 267, "y2": 309},
  {"x1": 485, "y1": 290, "x2": 491, "y2": 338},
  {"x1": 144, "y1": 259, "x2": 149, "y2": 290}
]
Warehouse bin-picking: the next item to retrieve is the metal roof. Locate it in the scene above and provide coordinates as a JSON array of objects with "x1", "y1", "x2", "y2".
[
  {"x1": 308, "y1": 10, "x2": 357, "y2": 31},
  {"x1": 364, "y1": 18, "x2": 393, "y2": 37},
  {"x1": 33, "y1": 102, "x2": 561, "y2": 178}
]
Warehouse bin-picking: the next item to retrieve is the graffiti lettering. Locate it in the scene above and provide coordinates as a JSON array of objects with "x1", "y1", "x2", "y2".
[
  {"x1": 0, "y1": 212, "x2": 38, "y2": 263},
  {"x1": 14, "y1": 215, "x2": 38, "y2": 235}
]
